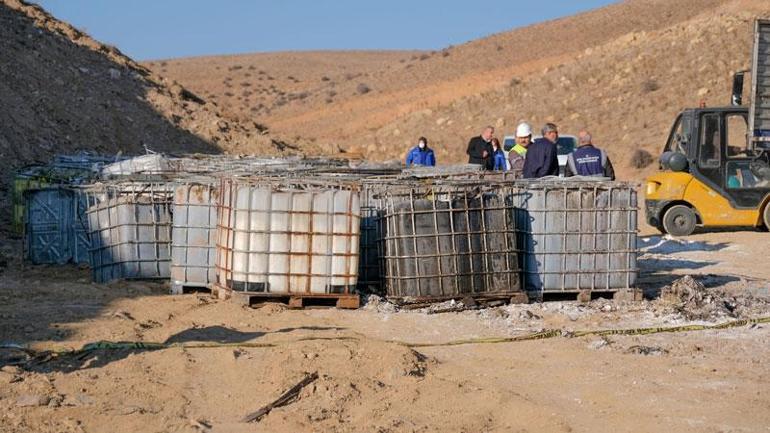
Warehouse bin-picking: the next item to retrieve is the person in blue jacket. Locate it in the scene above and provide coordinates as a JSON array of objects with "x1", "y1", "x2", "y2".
[
  {"x1": 406, "y1": 137, "x2": 436, "y2": 167},
  {"x1": 522, "y1": 123, "x2": 560, "y2": 178},
  {"x1": 564, "y1": 129, "x2": 615, "y2": 180},
  {"x1": 491, "y1": 138, "x2": 507, "y2": 171}
]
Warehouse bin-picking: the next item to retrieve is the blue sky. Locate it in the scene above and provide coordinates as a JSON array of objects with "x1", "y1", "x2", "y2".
[{"x1": 35, "y1": 0, "x2": 618, "y2": 61}]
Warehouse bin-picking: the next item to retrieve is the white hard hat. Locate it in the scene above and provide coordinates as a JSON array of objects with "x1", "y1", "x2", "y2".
[{"x1": 516, "y1": 122, "x2": 532, "y2": 137}]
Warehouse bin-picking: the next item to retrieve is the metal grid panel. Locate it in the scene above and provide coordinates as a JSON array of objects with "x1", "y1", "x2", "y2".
[
  {"x1": 86, "y1": 182, "x2": 173, "y2": 283},
  {"x1": 171, "y1": 179, "x2": 219, "y2": 290},
  {"x1": 380, "y1": 181, "x2": 522, "y2": 300},
  {"x1": 750, "y1": 19, "x2": 770, "y2": 147},
  {"x1": 510, "y1": 179, "x2": 638, "y2": 293}
]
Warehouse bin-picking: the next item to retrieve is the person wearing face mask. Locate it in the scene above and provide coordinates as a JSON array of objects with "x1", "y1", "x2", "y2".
[
  {"x1": 490, "y1": 138, "x2": 507, "y2": 171},
  {"x1": 405, "y1": 136, "x2": 436, "y2": 167}
]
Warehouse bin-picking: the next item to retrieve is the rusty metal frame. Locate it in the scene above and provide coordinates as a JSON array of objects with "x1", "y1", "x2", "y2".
[
  {"x1": 379, "y1": 181, "x2": 523, "y2": 300},
  {"x1": 215, "y1": 176, "x2": 361, "y2": 296}
]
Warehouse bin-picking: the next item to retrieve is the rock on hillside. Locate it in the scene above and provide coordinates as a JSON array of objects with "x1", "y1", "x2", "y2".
[{"x1": 0, "y1": 0, "x2": 309, "y2": 172}]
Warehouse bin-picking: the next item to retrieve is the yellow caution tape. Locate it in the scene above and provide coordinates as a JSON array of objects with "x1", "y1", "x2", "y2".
[
  {"x1": 4, "y1": 317, "x2": 769, "y2": 361},
  {"x1": 409, "y1": 316, "x2": 770, "y2": 348}
]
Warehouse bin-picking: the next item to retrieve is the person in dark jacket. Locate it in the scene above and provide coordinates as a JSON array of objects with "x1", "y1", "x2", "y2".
[
  {"x1": 564, "y1": 130, "x2": 615, "y2": 180},
  {"x1": 522, "y1": 123, "x2": 560, "y2": 178},
  {"x1": 405, "y1": 136, "x2": 436, "y2": 167},
  {"x1": 491, "y1": 138, "x2": 507, "y2": 171},
  {"x1": 466, "y1": 126, "x2": 494, "y2": 169}
]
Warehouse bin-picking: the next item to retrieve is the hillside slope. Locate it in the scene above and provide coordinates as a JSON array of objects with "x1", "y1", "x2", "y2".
[
  {"x1": 365, "y1": 1, "x2": 770, "y2": 179},
  {"x1": 0, "y1": 0, "x2": 311, "y2": 172},
  {"x1": 155, "y1": 0, "x2": 746, "y2": 168}
]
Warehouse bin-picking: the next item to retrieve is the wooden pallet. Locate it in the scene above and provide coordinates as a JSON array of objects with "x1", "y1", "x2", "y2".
[{"x1": 229, "y1": 291, "x2": 360, "y2": 309}]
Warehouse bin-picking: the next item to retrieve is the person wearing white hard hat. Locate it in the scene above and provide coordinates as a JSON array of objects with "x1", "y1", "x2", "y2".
[{"x1": 508, "y1": 122, "x2": 532, "y2": 174}]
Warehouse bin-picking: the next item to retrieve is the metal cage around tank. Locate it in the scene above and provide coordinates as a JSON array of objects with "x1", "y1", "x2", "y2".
[
  {"x1": 509, "y1": 178, "x2": 638, "y2": 295},
  {"x1": 170, "y1": 177, "x2": 220, "y2": 293},
  {"x1": 379, "y1": 181, "x2": 523, "y2": 301},
  {"x1": 85, "y1": 181, "x2": 174, "y2": 284},
  {"x1": 214, "y1": 177, "x2": 361, "y2": 297}
]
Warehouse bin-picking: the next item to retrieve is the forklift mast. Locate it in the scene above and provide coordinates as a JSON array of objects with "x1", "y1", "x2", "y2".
[{"x1": 749, "y1": 19, "x2": 770, "y2": 152}]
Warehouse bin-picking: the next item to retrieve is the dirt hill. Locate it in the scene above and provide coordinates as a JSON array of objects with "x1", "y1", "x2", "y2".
[
  {"x1": 0, "y1": 0, "x2": 312, "y2": 173},
  {"x1": 155, "y1": 0, "x2": 770, "y2": 180}
]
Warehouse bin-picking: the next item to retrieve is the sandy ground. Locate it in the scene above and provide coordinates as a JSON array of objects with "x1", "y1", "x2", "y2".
[{"x1": 1, "y1": 229, "x2": 769, "y2": 433}]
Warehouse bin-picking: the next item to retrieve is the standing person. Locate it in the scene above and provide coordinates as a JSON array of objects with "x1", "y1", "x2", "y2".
[
  {"x1": 509, "y1": 122, "x2": 533, "y2": 174},
  {"x1": 564, "y1": 130, "x2": 615, "y2": 180},
  {"x1": 405, "y1": 136, "x2": 436, "y2": 167},
  {"x1": 490, "y1": 138, "x2": 507, "y2": 171},
  {"x1": 466, "y1": 126, "x2": 494, "y2": 169},
  {"x1": 522, "y1": 123, "x2": 560, "y2": 178}
]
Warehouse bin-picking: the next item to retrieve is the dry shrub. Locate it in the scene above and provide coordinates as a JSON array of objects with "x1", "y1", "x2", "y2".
[
  {"x1": 356, "y1": 83, "x2": 371, "y2": 95},
  {"x1": 630, "y1": 149, "x2": 654, "y2": 169},
  {"x1": 642, "y1": 79, "x2": 660, "y2": 93}
]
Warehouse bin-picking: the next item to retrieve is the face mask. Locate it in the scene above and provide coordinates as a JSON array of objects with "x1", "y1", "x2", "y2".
[{"x1": 418, "y1": 142, "x2": 426, "y2": 149}]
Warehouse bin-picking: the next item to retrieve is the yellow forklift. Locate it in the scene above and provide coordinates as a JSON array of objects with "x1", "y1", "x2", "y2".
[{"x1": 645, "y1": 19, "x2": 770, "y2": 236}]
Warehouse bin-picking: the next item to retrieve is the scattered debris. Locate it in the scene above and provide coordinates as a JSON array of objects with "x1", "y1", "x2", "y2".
[
  {"x1": 426, "y1": 299, "x2": 468, "y2": 315},
  {"x1": 520, "y1": 309, "x2": 542, "y2": 320},
  {"x1": 656, "y1": 275, "x2": 769, "y2": 321},
  {"x1": 405, "y1": 350, "x2": 428, "y2": 378},
  {"x1": 242, "y1": 372, "x2": 319, "y2": 423},
  {"x1": 626, "y1": 345, "x2": 669, "y2": 356},
  {"x1": 189, "y1": 418, "x2": 212, "y2": 431},
  {"x1": 112, "y1": 311, "x2": 135, "y2": 321},
  {"x1": 587, "y1": 337, "x2": 612, "y2": 350},
  {"x1": 362, "y1": 295, "x2": 398, "y2": 314}
]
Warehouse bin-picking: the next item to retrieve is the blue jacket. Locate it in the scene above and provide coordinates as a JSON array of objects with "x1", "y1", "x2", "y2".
[
  {"x1": 492, "y1": 149, "x2": 508, "y2": 171},
  {"x1": 406, "y1": 146, "x2": 436, "y2": 167},
  {"x1": 565, "y1": 144, "x2": 615, "y2": 180},
  {"x1": 522, "y1": 138, "x2": 559, "y2": 178}
]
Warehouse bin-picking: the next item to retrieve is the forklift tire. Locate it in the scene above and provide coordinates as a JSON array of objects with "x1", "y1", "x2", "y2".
[
  {"x1": 662, "y1": 205, "x2": 697, "y2": 237},
  {"x1": 763, "y1": 204, "x2": 770, "y2": 231}
]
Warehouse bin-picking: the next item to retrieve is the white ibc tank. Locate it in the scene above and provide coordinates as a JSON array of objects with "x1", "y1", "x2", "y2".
[
  {"x1": 171, "y1": 180, "x2": 219, "y2": 290},
  {"x1": 510, "y1": 178, "x2": 638, "y2": 293},
  {"x1": 217, "y1": 179, "x2": 360, "y2": 294},
  {"x1": 87, "y1": 184, "x2": 173, "y2": 284}
]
